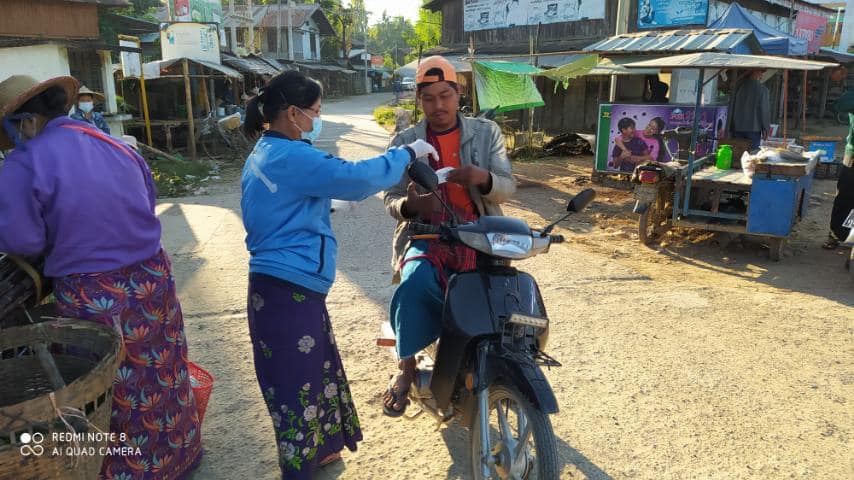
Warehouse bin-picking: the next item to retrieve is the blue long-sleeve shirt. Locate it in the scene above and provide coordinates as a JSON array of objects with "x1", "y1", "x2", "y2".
[{"x1": 240, "y1": 131, "x2": 413, "y2": 294}]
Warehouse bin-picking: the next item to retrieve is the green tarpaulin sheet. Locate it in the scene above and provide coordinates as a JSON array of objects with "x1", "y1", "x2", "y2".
[
  {"x1": 534, "y1": 54, "x2": 599, "y2": 91},
  {"x1": 473, "y1": 61, "x2": 544, "y2": 113}
]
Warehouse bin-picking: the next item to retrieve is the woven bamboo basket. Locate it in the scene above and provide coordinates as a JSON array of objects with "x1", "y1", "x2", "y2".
[
  {"x1": 0, "y1": 254, "x2": 49, "y2": 325},
  {"x1": 0, "y1": 318, "x2": 124, "y2": 480}
]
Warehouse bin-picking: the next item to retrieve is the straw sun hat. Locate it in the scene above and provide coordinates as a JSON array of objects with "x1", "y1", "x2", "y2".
[
  {"x1": 77, "y1": 84, "x2": 105, "y2": 103},
  {"x1": 0, "y1": 75, "x2": 79, "y2": 149}
]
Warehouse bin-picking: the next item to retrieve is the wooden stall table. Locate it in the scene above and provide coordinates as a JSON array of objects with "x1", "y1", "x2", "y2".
[{"x1": 125, "y1": 119, "x2": 189, "y2": 153}]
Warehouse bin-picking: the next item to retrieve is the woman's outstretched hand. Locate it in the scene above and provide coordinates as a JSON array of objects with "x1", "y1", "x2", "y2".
[{"x1": 406, "y1": 139, "x2": 439, "y2": 161}]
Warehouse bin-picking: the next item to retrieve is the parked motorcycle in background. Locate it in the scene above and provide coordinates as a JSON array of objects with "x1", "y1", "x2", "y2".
[{"x1": 379, "y1": 161, "x2": 596, "y2": 479}]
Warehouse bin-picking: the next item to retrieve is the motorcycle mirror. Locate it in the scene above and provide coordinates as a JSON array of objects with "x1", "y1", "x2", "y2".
[
  {"x1": 407, "y1": 161, "x2": 439, "y2": 192},
  {"x1": 567, "y1": 188, "x2": 596, "y2": 213}
]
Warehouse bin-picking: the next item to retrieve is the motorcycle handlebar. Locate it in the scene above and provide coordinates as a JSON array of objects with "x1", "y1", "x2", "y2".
[
  {"x1": 549, "y1": 234, "x2": 565, "y2": 244},
  {"x1": 408, "y1": 222, "x2": 441, "y2": 235}
]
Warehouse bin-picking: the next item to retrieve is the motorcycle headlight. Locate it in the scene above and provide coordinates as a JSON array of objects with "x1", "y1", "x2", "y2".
[
  {"x1": 487, "y1": 233, "x2": 533, "y2": 259},
  {"x1": 458, "y1": 231, "x2": 492, "y2": 255}
]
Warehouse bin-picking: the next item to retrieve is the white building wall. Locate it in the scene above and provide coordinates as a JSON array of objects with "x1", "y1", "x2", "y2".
[{"x1": 0, "y1": 44, "x2": 70, "y2": 82}]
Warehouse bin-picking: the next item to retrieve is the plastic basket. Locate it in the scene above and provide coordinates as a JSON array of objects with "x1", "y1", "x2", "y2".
[{"x1": 188, "y1": 361, "x2": 213, "y2": 424}]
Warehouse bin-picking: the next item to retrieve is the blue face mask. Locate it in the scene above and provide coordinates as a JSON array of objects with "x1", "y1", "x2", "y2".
[
  {"x1": 2, "y1": 113, "x2": 35, "y2": 149},
  {"x1": 297, "y1": 108, "x2": 322, "y2": 143}
]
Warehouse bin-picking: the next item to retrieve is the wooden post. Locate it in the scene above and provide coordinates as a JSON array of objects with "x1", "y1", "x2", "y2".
[
  {"x1": 819, "y1": 69, "x2": 830, "y2": 125},
  {"x1": 183, "y1": 59, "x2": 197, "y2": 159},
  {"x1": 468, "y1": 36, "x2": 477, "y2": 115},
  {"x1": 199, "y1": 75, "x2": 211, "y2": 114},
  {"x1": 726, "y1": 69, "x2": 737, "y2": 136},
  {"x1": 783, "y1": 70, "x2": 788, "y2": 140},
  {"x1": 209, "y1": 78, "x2": 216, "y2": 115},
  {"x1": 802, "y1": 70, "x2": 807, "y2": 138}
]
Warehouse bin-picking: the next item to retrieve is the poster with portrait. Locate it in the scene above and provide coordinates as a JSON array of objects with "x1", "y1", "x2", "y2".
[
  {"x1": 463, "y1": 0, "x2": 605, "y2": 32},
  {"x1": 595, "y1": 104, "x2": 728, "y2": 173},
  {"x1": 637, "y1": 0, "x2": 709, "y2": 29}
]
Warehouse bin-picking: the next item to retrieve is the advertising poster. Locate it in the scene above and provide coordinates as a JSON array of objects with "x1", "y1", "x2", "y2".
[
  {"x1": 595, "y1": 104, "x2": 728, "y2": 173},
  {"x1": 119, "y1": 39, "x2": 142, "y2": 78},
  {"x1": 637, "y1": 0, "x2": 709, "y2": 29},
  {"x1": 464, "y1": 0, "x2": 605, "y2": 32},
  {"x1": 794, "y1": 12, "x2": 829, "y2": 55},
  {"x1": 161, "y1": 23, "x2": 221, "y2": 65},
  {"x1": 169, "y1": 0, "x2": 223, "y2": 24}
]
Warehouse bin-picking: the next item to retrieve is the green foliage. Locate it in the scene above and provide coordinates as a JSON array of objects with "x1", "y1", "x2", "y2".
[
  {"x1": 373, "y1": 101, "x2": 416, "y2": 128},
  {"x1": 368, "y1": 13, "x2": 414, "y2": 68},
  {"x1": 148, "y1": 155, "x2": 213, "y2": 198},
  {"x1": 406, "y1": 3, "x2": 441, "y2": 63}
]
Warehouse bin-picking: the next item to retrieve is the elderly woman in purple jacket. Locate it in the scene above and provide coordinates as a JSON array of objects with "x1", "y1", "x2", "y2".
[{"x1": 0, "y1": 76, "x2": 202, "y2": 480}]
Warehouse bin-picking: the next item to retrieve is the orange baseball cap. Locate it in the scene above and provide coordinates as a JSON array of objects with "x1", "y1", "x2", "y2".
[{"x1": 416, "y1": 56, "x2": 457, "y2": 85}]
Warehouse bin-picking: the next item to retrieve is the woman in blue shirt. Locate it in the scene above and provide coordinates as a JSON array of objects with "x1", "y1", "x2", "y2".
[{"x1": 240, "y1": 70, "x2": 435, "y2": 479}]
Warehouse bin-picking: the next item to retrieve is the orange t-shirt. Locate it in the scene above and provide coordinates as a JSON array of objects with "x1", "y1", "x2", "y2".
[{"x1": 427, "y1": 127, "x2": 477, "y2": 218}]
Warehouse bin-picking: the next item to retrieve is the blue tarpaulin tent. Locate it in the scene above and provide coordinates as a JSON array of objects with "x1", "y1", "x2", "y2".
[{"x1": 709, "y1": 2, "x2": 807, "y2": 56}]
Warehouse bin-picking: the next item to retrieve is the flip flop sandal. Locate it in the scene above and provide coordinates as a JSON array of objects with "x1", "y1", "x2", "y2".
[
  {"x1": 823, "y1": 237, "x2": 840, "y2": 250},
  {"x1": 319, "y1": 452, "x2": 342, "y2": 467},
  {"x1": 382, "y1": 376, "x2": 410, "y2": 417}
]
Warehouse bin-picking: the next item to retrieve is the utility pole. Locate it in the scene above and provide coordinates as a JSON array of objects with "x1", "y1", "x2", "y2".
[
  {"x1": 277, "y1": 0, "x2": 282, "y2": 57},
  {"x1": 840, "y1": 0, "x2": 854, "y2": 51},
  {"x1": 364, "y1": 9, "x2": 370, "y2": 94},
  {"x1": 229, "y1": 0, "x2": 237, "y2": 52},
  {"x1": 288, "y1": 0, "x2": 294, "y2": 61},
  {"x1": 248, "y1": 0, "x2": 254, "y2": 53}
]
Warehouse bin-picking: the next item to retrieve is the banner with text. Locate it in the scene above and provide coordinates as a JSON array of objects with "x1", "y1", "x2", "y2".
[
  {"x1": 637, "y1": 0, "x2": 709, "y2": 29},
  {"x1": 463, "y1": 0, "x2": 605, "y2": 32}
]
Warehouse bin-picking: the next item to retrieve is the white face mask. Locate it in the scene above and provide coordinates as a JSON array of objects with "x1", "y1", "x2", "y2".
[
  {"x1": 78, "y1": 102, "x2": 94, "y2": 113},
  {"x1": 294, "y1": 108, "x2": 322, "y2": 143}
]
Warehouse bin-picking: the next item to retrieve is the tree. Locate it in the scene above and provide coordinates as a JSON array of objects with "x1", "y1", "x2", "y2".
[
  {"x1": 406, "y1": 1, "x2": 441, "y2": 63},
  {"x1": 368, "y1": 12, "x2": 414, "y2": 68}
]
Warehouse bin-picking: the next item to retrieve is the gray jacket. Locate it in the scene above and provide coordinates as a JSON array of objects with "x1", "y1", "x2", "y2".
[
  {"x1": 732, "y1": 78, "x2": 771, "y2": 134},
  {"x1": 384, "y1": 113, "x2": 516, "y2": 280}
]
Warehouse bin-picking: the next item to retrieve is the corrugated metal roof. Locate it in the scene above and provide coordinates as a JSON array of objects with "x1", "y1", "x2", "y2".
[
  {"x1": 222, "y1": 52, "x2": 283, "y2": 76},
  {"x1": 583, "y1": 29, "x2": 762, "y2": 55}
]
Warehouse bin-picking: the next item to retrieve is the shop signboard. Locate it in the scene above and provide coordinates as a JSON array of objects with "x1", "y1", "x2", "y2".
[{"x1": 637, "y1": 0, "x2": 709, "y2": 29}]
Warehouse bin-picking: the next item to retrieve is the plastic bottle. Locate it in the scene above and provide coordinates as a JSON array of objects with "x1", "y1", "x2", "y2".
[{"x1": 716, "y1": 144, "x2": 733, "y2": 170}]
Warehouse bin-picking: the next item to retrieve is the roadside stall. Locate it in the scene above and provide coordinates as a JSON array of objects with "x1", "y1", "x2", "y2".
[
  {"x1": 622, "y1": 53, "x2": 837, "y2": 260},
  {"x1": 120, "y1": 57, "x2": 243, "y2": 158}
]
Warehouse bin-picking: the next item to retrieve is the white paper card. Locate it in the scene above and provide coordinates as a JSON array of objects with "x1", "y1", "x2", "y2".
[{"x1": 435, "y1": 167, "x2": 455, "y2": 184}]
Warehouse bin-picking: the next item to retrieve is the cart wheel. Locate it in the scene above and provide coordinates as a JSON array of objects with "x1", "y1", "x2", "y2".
[{"x1": 768, "y1": 237, "x2": 785, "y2": 261}]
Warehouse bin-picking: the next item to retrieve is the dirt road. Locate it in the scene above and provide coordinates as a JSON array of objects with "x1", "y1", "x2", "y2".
[{"x1": 156, "y1": 93, "x2": 853, "y2": 480}]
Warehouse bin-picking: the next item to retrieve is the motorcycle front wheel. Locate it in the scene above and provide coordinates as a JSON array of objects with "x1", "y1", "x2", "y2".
[{"x1": 470, "y1": 383, "x2": 558, "y2": 480}]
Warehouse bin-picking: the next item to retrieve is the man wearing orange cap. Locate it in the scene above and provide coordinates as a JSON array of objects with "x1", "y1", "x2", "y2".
[{"x1": 382, "y1": 56, "x2": 516, "y2": 416}]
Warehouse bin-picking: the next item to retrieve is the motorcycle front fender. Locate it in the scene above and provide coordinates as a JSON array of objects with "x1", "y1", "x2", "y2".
[
  {"x1": 486, "y1": 352, "x2": 558, "y2": 414},
  {"x1": 633, "y1": 200, "x2": 650, "y2": 214}
]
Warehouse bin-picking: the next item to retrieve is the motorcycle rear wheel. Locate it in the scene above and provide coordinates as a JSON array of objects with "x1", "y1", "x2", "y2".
[{"x1": 470, "y1": 383, "x2": 558, "y2": 480}]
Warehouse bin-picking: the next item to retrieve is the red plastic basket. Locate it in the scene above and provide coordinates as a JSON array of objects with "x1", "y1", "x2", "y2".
[{"x1": 188, "y1": 361, "x2": 214, "y2": 424}]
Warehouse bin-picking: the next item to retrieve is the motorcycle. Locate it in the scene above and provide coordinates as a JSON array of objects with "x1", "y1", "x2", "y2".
[
  {"x1": 632, "y1": 162, "x2": 668, "y2": 244},
  {"x1": 379, "y1": 161, "x2": 596, "y2": 479}
]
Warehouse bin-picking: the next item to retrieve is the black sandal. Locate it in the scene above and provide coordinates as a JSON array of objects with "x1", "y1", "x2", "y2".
[{"x1": 382, "y1": 376, "x2": 410, "y2": 417}]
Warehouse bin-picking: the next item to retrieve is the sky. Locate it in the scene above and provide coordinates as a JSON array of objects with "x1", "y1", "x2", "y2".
[{"x1": 362, "y1": 0, "x2": 423, "y2": 25}]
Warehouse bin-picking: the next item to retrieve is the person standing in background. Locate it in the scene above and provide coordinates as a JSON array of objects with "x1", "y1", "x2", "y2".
[
  {"x1": 70, "y1": 85, "x2": 110, "y2": 135},
  {"x1": 731, "y1": 70, "x2": 770, "y2": 151}
]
